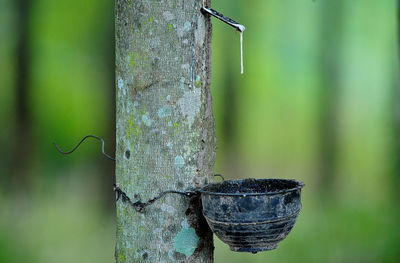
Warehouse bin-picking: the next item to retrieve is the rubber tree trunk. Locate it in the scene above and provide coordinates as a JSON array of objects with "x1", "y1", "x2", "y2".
[{"x1": 115, "y1": 0, "x2": 215, "y2": 262}]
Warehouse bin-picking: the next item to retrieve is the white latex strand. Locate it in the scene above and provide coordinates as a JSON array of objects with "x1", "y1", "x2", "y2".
[{"x1": 240, "y1": 32, "x2": 244, "y2": 74}]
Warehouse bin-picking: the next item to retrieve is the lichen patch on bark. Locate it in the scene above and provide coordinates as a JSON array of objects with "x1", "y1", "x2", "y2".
[{"x1": 173, "y1": 227, "x2": 200, "y2": 257}]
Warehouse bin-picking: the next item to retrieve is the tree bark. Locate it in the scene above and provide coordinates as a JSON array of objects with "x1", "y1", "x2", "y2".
[{"x1": 115, "y1": 0, "x2": 215, "y2": 262}]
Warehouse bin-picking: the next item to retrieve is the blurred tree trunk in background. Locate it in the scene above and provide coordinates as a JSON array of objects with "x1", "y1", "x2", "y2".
[
  {"x1": 317, "y1": 0, "x2": 343, "y2": 189},
  {"x1": 14, "y1": 0, "x2": 31, "y2": 187},
  {"x1": 115, "y1": 0, "x2": 215, "y2": 262},
  {"x1": 102, "y1": 0, "x2": 116, "y2": 209},
  {"x1": 396, "y1": 3, "x2": 399, "y2": 202}
]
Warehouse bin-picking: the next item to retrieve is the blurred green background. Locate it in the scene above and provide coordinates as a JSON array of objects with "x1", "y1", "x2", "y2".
[{"x1": 0, "y1": 0, "x2": 399, "y2": 262}]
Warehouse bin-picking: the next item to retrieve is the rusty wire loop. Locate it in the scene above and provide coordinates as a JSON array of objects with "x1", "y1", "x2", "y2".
[
  {"x1": 53, "y1": 135, "x2": 115, "y2": 161},
  {"x1": 113, "y1": 184, "x2": 197, "y2": 213}
]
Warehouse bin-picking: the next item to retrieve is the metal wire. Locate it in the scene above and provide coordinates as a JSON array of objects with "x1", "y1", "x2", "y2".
[
  {"x1": 113, "y1": 174, "x2": 225, "y2": 212},
  {"x1": 53, "y1": 135, "x2": 115, "y2": 161},
  {"x1": 114, "y1": 184, "x2": 197, "y2": 213},
  {"x1": 54, "y1": 135, "x2": 228, "y2": 211}
]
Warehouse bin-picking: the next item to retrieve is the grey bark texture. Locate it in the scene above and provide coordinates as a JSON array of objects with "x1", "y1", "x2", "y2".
[{"x1": 115, "y1": 0, "x2": 215, "y2": 262}]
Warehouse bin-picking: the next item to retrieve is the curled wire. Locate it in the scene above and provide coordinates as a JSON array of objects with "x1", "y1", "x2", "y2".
[
  {"x1": 114, "y1": 184, "x2": 197, "y2": 213},
  {"x1": 114, "y1": 174, "x2": 225, "y2": 212},
  {"x1": 54, "y1": 135, "x2": 226, "y2": 211},
  {"x1": 53, "y1": 135, "x2": 115, "y2": 161}
]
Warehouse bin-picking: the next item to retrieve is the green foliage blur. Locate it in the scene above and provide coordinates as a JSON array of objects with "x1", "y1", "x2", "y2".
[{"x1": 0, "y1": 0, "x2": 399, "y2": 262}]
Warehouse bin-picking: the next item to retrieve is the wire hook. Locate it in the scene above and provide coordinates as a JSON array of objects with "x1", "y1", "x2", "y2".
[{"x1": 53, "y1": 135, "x2": 115, "y2": 161}]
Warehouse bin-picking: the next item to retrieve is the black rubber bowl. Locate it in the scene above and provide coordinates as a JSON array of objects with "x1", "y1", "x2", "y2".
[{"x1": 199, "y1": 178, "x2": 305, "y2": 253}]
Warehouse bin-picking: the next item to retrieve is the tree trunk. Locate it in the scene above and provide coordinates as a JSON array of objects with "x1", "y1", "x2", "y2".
[
  {"x1": 316, "y1": 0, "x2": 343, "y2": 190},
  {"x1": 13, "y1": 0, "x2": 32, "y2": 187},
  {"x1": 115, "y1": 0, "x2": 215, "y2": 262}
]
